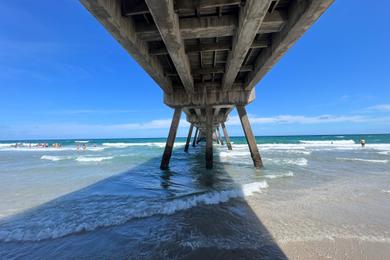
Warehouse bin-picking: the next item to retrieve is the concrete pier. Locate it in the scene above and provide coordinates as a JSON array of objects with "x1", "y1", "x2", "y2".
[
  {"x1": 205, "y1": 107, "x2": 214, "y2": 169},
  {"x1": 184, "y1": 124, "x2": 194, "y2": 152},
  {"x1": 217, "y1": 127, "x2": 224, "y2": 146},
  {"x1": 81, "y1": 0, "x2": 333, "y2": 169},
  {"x1": 237, "y1": 105, "x2": 263, "y2": 167},
  {"x1": 192, "y1": 127, "x2": 198, "y2": 147},
  {"x1": 221, "y1": 122, "x2": 233, "y2": 150},
  {"x1": 160, "y1": 108, "x2": 181, "y2": 170}
]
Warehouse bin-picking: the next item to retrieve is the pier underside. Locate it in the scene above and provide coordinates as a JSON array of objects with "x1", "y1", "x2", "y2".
[{"x1": 81, "y1": 0, "x2": 333, "y2": 169}]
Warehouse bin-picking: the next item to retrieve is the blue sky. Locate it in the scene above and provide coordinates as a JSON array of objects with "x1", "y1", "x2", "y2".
[{"x1": 0, "y1": 0, "x2": 389, "y2": 140}]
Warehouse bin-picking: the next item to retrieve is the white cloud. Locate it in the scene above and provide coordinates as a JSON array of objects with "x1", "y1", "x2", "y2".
[
  {"x1": 366, "y1": 104, "x2": 390, "y2": 112},
  {"x1": 111, "y1": 118, "x2": 189, "y2": 130},
  {"x1": 227, "y1": 114, "x2": 366, "y2": 125}
]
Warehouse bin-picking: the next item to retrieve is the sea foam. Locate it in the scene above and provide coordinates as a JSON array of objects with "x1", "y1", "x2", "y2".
[
  {"x1": 264, "y1": 171, "x2": 294, "y2": 179},
  {"x1": 75, "y1": 156, "x2": 113, "y2": 162},
  {"x1": 41, "y1": 155, "x2": 73, "y2": 161}
]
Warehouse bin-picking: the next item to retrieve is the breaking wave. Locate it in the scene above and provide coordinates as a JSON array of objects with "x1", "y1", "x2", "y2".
[
  {"x1": 41, "y1": 155, "x2": 73, "y2": 161},
  {"x1": 102, "y1": 142, "x2": 186, "y2": 148},
  {"x1": 299, "y1": 140, "x2": 356, "y2": 145},
  {"x1": 267, "y1": 158, "x2": 308, "y2": 166},
  {"x1": 0, "y1": 181, "x2": 268, "y2": 242},
  {"x1": 264, "y1": 171, "x2": 294, "y2": 179},
  {"x1": 337, "y1": 158, "x2": 388, "y2": 163},
  {"x1": 75, "y1": 156, "x2": 113, "y2": 162}
]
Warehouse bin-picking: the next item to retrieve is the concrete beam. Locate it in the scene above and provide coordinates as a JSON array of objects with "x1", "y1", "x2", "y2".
[
  {"x1": 123, "y1": 0, "x2": 242, "y2": 16},
  {"x1": 166, "y1": 65, "x2": 253, "y2": 77},
  {"x1": 80, "y1": 0, "x2": 172, "y2": 94},
  {"x1": 222, "y1": 0, "x2": 272, "y2": 91},
  {"x1": 160, "y1": 108, "x2": 182, "y2": 170},
  {"x1": 164, "y1": 86, "x2": 255, "y2": 108},
  {"x1": 137, "y1": 11, "x2": 286, "y2": 41},
  {"x1": 149, "y1": 39, "x2": 268, "y2": 56},
  {"x1": 245, "y1": 0, "x2": 334, "y2": 90},
  {"x1": 176, "y1": 0, "x2": 242, "y2": 10},
  {"x1": 145, "y1": 0, "x2": 194, "y2": 94}
]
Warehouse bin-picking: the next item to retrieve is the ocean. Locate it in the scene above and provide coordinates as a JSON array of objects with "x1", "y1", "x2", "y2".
[{"x1": 0, "y1": 134, "x2": 389, "y2": 259}]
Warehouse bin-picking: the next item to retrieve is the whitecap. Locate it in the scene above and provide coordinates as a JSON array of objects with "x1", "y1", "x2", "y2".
[
  {"x1": 41, "y1": 155, "x2": 73, "y2": 161},
  {"x1": 299, "y1": 140, "x2": 355, "y2": 145},
  {"x1": 75, "y1": 156, "x2": 113, "y2": 162},
  {"x1": 264, "y1": 171, "x2": 294, "y2": 179},
  {"x1": 75, "y1": 140, "x2": 89, "y2": 143},
  {"x1": 382, "y1": 190, "x2": 390, "y2": 194},
  {"x1": 267, "y1": 158, "x2": 308, "y2": 166},
  {"x1": 337, "y1": 158, "x2": 388, "y2": 163}
]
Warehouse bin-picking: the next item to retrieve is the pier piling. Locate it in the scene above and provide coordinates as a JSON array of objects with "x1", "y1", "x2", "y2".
[
  {"x1": 192, "y1": 127, "x2": 198, "y2": 147},
  {"x1": 205, "y1": 107, "x2": 213, "y2": 169},
  {"x1": 237, "y1": 105, "x2": 263, "y2": 168},
  {"x1": 221, "y1": 122, "x2": 232, "y2": 150},
  {"x1": 184, "y1": 124, "x2": 194, "y2": 152},
  {"x1": 160, "y1": 108, "x2": 182, "y2": 170}
]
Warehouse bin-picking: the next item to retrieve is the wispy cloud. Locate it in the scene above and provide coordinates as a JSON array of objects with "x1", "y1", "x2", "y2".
[
  {"x1": 366, "y1": 104, "x2": 390, "y2": 112},
  {"x1": 45, "y1": 109, "x2": 150, "y2": 115}
]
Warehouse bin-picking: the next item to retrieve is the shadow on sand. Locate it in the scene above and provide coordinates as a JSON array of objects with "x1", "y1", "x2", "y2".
[{"x1": 0, "y1": 144, "x2": 287, "y2": 259}]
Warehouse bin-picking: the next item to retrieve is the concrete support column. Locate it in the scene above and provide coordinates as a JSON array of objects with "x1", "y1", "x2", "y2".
[
  {"x1": 236, "y1": 105, "x2": 263, "y2": 167},
  {"x1": 192, "y1": 127, "x2": 199, "y2": 147},
  {"x1": 160, "y1": 108, "x2": 182, "y2": 170},
  {"x1": 221, "y1": 122, "x2": 233, "y2": 150},
  {"x1": 205, "y1": 107, "x2": 213, "y2": 169},
  {"x1": 217, "y1": 127, "x2": 224, "y2": 145},
  {"x1": 214, "y1": 130, "x2": 220, "y2": 144},
  {"x1": 184, "y1": 124, "x2": 194, "y2": 152}
]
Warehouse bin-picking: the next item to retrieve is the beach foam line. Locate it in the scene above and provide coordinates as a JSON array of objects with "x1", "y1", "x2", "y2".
[
  {"x1": 75, "y1": 156, "x2": 113, "y2": 162},
  {"x1": 336, "y1": 158, "x2": 388, "y2": 163},
  {"x1": 0, "y1": 181, "x2": 268, "y2": 242},
  {"x1": 41, "y1": 155, "x2": 73, "y2": 161},
  {"x1": 75, "y1": 140, "x2": 89, "y2": 143},
  {"x1": 382, "y1": 190, "x2": 390, "y2": 194},
  {"x1": 378, "y1": 151, "x2": 390, "y2": 155},
  {"x1": 299, "y1": 140, "x2": 356, "y2": 145}
]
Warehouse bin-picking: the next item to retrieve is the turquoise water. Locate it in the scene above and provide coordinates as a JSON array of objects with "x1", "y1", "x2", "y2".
[{"x1": 0, "y1": 134, "x2": 389, "y2": 259}]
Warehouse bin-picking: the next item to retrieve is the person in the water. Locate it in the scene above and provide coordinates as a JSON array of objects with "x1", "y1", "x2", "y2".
[{"x1": 360, "y1": 138, "x2": 366, "y2": 147}]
